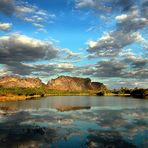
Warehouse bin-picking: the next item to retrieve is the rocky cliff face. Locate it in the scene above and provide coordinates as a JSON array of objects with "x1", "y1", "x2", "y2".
[
  {"x1": 91, "y1": 82, "x2": 107, "y2": 91},
  {"x1": 0, "y1": 75, "x2": 107, "y2": 91},
  {"x1": 0, "y1": 76, "x2": 45, "y2": 88},
  {"x1": 47, "y1": 76, "x2": 107, "y2": 91}
]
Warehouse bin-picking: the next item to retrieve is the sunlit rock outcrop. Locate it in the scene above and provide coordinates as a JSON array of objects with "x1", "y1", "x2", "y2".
[
  {"x1": 0, "y1": 76, "x2": 45, "y2": 88},
  {"x1": 0, "y1": 75, "x2": 107, "y2": 91},
  {"x1": 47, "y1": 76, "x2": 107, "y2": 91}
]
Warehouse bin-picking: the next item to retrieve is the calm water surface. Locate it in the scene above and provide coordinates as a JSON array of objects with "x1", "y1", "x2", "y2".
[{"x1": 0, "y1": 96, "x2": 148, "y2": 148}]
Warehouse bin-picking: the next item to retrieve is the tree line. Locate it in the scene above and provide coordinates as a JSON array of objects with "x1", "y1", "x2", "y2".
[{"x1": 97, "y1": 87, "x2": 148, "y2": 99}]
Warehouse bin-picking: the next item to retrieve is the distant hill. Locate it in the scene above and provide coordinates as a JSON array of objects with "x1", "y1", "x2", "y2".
[
  {"x1": 47, "y1": 76, "x2": 107, "y2": 91},
  {"x1": 0, "y1": 76, "x2": 45, "y2": 88},
  {"x1": 0, "y1": 75, "x2": 107, "y2": 92}
]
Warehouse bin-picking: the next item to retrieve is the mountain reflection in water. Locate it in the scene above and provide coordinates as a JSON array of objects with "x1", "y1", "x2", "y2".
[
  {"x1": 0, "y1": 96, "x2": 148, "y2": 148},
  {"x1": 56, "y1": 106, "x2": 91, "y2": 112}
]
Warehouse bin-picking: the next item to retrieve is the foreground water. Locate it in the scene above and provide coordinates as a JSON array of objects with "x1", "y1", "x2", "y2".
[{"x1": 0, "y1": 96, "x2": 148, "y2": 148}]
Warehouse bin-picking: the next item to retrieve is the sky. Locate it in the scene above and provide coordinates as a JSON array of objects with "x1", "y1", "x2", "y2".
[{"x1": 0, "y1": 0, "x2": 148, "y2": 89}]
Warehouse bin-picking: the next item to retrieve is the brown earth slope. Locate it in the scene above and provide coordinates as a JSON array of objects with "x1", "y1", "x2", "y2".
[
  {"x1": 0, "y1": 75, "x2": 107, "y2": 91},
  {"x1": 47, "y1": 76, "x2": 107, "y2": 91},
  {"x1": 0, "y1": 76, "x2": 45, "y2": 88}
]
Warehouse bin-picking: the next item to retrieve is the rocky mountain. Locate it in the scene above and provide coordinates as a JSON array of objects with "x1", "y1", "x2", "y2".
[
  {"x1": 47, "y1": 76, "x2": 107, "y2": 91},
  {"x1": 91, "y1": 82, "x2": 106, "y2": 91},
  {"x1": 0, "y1": 75, "x2": 107, "y2": 91},
  {"x1": 0, "y1": 76, "x2": 45, "y2": 88}
]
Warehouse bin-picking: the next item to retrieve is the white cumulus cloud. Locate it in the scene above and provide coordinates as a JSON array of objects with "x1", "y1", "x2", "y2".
[{"x1": 0, "y1": 23, "x2": 12, "y2": 31}]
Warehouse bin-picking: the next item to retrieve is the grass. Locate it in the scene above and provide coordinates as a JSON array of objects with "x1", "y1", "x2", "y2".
[
  {"x1": 0, "y1": 87, "x2": 147, "y2": 102},
  {"x1": 0, "y1": 87, "x2": 45, "y2": 96},
  {"x1": 46, "y1": 89, "x2": 97, "y2": 96},
  {"x1": 0, "y1": 87, "x2": 98, "y2": 101}
]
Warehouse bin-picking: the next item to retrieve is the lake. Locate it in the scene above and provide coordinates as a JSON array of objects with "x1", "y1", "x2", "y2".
[{"x1": 0, "y1": 96, "x2": 148, "y2": 148}]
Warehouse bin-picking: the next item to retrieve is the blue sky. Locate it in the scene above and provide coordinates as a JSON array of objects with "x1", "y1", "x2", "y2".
[{"x1": 0, "y1": 0, "x2": 148, "y2": 88}]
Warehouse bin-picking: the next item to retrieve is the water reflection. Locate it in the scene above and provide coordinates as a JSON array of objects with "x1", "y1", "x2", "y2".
[
  {"x1": 0, "y1": 97, "x2": 148, "y2": 147},
  {"x1": 0, "y1": 96, "x2": 148, "y2": 110},
  {"x1": 0, "y1": 111, "x2": 57, "y2": 148},
  {"x1": 86, "y1": 131, "x2": 136, "y2": 148},
  {"x1": 56, "y1": 106, "x2": 91, "y2": 112}
]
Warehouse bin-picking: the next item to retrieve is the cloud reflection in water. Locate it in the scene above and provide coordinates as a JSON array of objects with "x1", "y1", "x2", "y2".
[{"x1": 0, "y1": 107, "x2": 147, "y2": 148}]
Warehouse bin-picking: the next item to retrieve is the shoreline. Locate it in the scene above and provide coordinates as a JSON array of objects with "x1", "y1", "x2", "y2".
[
  {"x1": 105, "y1": 93, "x2": 131, "y2": 97},
  {"x1": 0, "y1": 93, "x2": 133, "y2": 102},
  {"x1": 0, "y1": 95, "x2": 42, "y2": 102},
  {"x1": 0, "y1": 93, "x2": 95, "y2": 102}
]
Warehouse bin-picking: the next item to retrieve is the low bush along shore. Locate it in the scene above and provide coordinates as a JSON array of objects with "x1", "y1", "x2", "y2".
[{"x1": 0, "y1": 87, "x2": 147, "y2": 101}]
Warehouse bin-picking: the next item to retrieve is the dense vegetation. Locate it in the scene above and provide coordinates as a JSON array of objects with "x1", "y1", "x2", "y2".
[
  {"x1": 0, "y1": 86, "x2": 147, "y2": 99},
  {"x1": 110, "y1": 87, "x2": 131, "y2": 95},
  {"x1": 0, "y1": 87, "x2": 46, "y2": 97},
  {"x1": 130, "y1": 88, "x2": 148, "y2": 98},
  {"x1": 0, "y1": 87, "x2": 95, "y2": 97},
  {"x1": 97, "y1": 87, "x2": 148, "y2": 99}
]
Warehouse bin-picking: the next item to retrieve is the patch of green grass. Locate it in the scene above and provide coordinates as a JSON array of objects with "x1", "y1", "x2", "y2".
[
  {"x1": 0, "y1": 87, "x2": 45, "y2": 96},
  {"x1": 0, "y1": 87, "x2": 95, "y2": 97},
  {"x1": 46, "y1": 89, "x2": 94, "y2": 95}
]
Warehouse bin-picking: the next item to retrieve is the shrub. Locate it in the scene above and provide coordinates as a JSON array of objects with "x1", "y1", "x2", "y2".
[{"x1": 97, "y1": 91, "x2": 105, "y2": 96}]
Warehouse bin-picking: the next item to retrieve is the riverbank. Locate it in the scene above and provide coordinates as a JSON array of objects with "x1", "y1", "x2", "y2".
[
  {"x1": 0, "y1": 87, "x2": 98, "y2": 102},
  {"x1": 0, "y1": 93, "x2": 140, "y2": 102},
  {"x1": 0, "y1": 92, "x2": 95, "y2": 102},
  {"x1": 0, "y1": 95, "x2": 42, "y2": 102},
  {"x1": 0, "y1": 87, "x2": 147, "y2": 102},
  {"x1": 105, "y1": 93, "x2": 131, "y2": 97}
]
